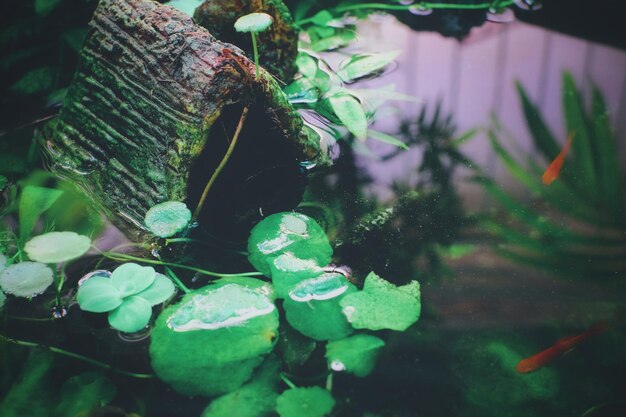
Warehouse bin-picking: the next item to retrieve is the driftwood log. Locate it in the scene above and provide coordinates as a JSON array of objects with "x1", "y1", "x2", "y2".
[{"x1": 42, "y1": 0, "x2": 327, "y2": 242}]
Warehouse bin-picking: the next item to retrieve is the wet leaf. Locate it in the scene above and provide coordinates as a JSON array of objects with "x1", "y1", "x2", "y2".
[
  {"x1": 337, "y1": 51, "x2": 400, "y2": 82},
  {"x1": 77, "y1": 276, "x2": 123, "y2": 313},
  {"x1": 108, "y1": 296, "x2": 153, "y2": 333},
  {"x1": 24, "y1": 231, "x2": 91, "y2": 264},
  {"x1": 135, "y1": 273, "x2": 175, "y2": 305},
  {"x1": 0, "y1": 261, "x2": 54, "y2": 298},
  {"x1": 340, "y1": 271, "x2": 421, "y2": 331},
  {"x1": 18, "y1": 185, "x2": 64, "y2": 241},
  {"x1": 275, "y1": 387, "x2": 335, "y2": 417},
  {"x1": 284, "y1": 78, "x2": 320, "y2": 104},
  {"x1": 234, "y1": 13, "x2": 273, "y2": 33},
  {"x1": 328, "y1": 93, "x2": 367, "y2": 139},
  {"x1": 144, "y1": 201, "x2": 191, "y2": 238},
  {"x1": 325, "y1": 334, "x2": 385, "y2": 377},
  {"x1": 110, "y1": 263, "x2": 156, "y2": 297},
  {"x1": 267, "y1": 253, "x2": 325, "y2": 298},
  {"x1": 55, "y1": 372, "x2": 117, "y2": 417}
]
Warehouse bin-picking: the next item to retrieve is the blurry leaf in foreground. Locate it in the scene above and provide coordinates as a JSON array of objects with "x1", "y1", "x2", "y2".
[
  {"x1": 275, "y1": 386, "x2": 335, "y2": 417},
  {"x1": 0, "y1": 261, "x2": 54, "y2": 298},
  {"x1": 368, "y1": 130, "x2": 409, "y2": 150},
  {"x1": 24, "y1": 231, "x2": 91, "y2": 263},
  {"x1": 55, "y1": 372, "x2": 117, "y2": 417},
  {"x1": 326, "y1": 334, "x2": 385, "y2": 377},
  {"x1": 18, "y1": 185, "x2": 64, "y2": 241}
]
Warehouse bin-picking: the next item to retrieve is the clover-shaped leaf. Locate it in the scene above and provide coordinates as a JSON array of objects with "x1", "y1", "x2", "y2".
[
  {"x1": 340, "y1": 271, "x2": 421, "y2": 331},
  {"x1": 275, "y1": 386, "x2": 335, "y2": 417},
  {"x1": 77, "y1": 276, "x2": 123, "y2": 313},
  {"x1": 24, "y1": 231, "x2": 91, "y2": 264},
  {"x1": 108, "y1": 296, "x2": 152, "y2": 333},
  {"x1": 0, "y1": 261, "x2": 54, "y2": 298},
  {"x1": 135, "y1": 273, "x2": 176, "y2": 305},
  {"x1": 234, "y1": 13, "x2": 273, "y2": 33},
  {"x1": 247, "y1": 212, "x2": 332, "y2": 277},
  {"x1": 110, "y1": 263, "x2": 156, "y2": 297},
  {"x1": 326, "y1": 334, "x2": 385, "y2": 377},
  {"x1": 144, "y1": 201, "x2": 191, "y2": 238}
]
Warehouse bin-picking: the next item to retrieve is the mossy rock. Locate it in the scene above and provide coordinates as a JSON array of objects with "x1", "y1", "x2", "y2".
[
  {"x1": 42, "y1": 0, "x2": 328, "y2": 242},
  {"x1": 149, "y1": 282, "x2": 279, "y2": 397},
  {"x1": 194, "y1": 0, "x2": 299, "y2": 82}
]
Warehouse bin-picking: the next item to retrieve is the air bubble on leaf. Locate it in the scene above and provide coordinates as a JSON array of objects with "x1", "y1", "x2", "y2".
[
  {"x1": 486, "y1": 7, "x2": 515, "y2": 23},
  {"x1": 330, "y1": 360, "x2": 346, "y2": 371},
  {"x1": 51, "y1": 305, "x2": 68, "y2": 319},
  {"x1": 0, "y1": 261, "x2": 54, "y2": 298},
  {"x1": 408, "y1": 4, "x2": 433, "y2": 16},
  {"x1": 325, "y1": 334, "x2": 385, "y2": 377}
]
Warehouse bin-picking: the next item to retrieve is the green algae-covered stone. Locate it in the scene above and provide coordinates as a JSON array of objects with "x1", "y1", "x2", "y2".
[
  {"x1": 283, "y1": 273, "x2": 356, "y2": 341},
  {"x1": 340, "y1": 271, "x2": 421, "y2": 331},
  {"x1": 247, "y1": 212, "x2": 332, "y2": 277},
  {"x1": 325, "y1": 334, "x2": 385, "y2": 377},
  {"x1": 267, "y1": 252, "x2": 325, "y2": 298},
  {"x1": 150, "y1": 281, "x2": 279, "y2": 397},
  {"x1": 275, "y1": 386, "x2": 335, "y2": 417}
]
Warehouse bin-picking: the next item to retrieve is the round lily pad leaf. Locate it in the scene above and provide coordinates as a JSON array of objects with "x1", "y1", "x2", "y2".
[
  {"x1": 340, "y1": 272, "x2": 421, "y2": 331},
  {"x1": 135, "y1": 273, "x2": 175, "y2": 305},
  {"x1": 284, "y1": 273, "x2": 356, "y2": 341},
  {"x1": 325, "y1": 334, "x2": 385, "y2": 377},
  {"x1": 77, "y1": 276, "x2": 123, "y2": 313},
  {"x1": 268, "y1": 253, "x2": 325, "y2": 298},
  {"x1": 108, "y1": 296, "x2": 152, "y2": 333},
  {"x1": 0, "y1": 261, "x2": 54, "y2": 298},
  {"x1": 234, "y1": 13, "x2": 273, "y2": 33},
  {"x1": 24, "y1": 231, "x2": 91, "y2": 264},
  {"x1": 110, "y1": 263, "x2": 156, "y2": 298},
  {"x1": 150, "y1": 283, "x2": 279, "y2": 396},
  {"x1": 144, "y1": 201, "x2": 191, "y2": 238},
  {"x1": 275, "y1": 387, "x2": 335, "y2": 417},
  {"x1": 247, "y1": 212, "x2": 332, "y2": 276}
]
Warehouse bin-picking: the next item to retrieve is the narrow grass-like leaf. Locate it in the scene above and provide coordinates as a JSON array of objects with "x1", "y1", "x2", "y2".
[
  {"x1": 516, "y1": 81, "x2": 560, "y2": 159},
  {"x1": 368, "y1": 130, "x2": 408, "y2": 150}
]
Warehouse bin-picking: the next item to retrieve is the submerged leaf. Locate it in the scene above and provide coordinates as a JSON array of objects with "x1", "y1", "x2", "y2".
[
  {"x1": 144, "y1": 201, "x2": 191, "y2": 238},
  {"x1": 55, "y1": 372, "x2": 117, "y2": 417},
  {"x1": 275, "y1": 387, "x2": 335, "y2": 417},
  {"x1": 0, "y1": 261, "x2": 54, "y2": 298},
  {"x1": 325, "y1": 334, "x2": 385, "y2": 377},
  {"x1": 108, "y1": 296, "x2": 153, "y2": 333},
  {"x1": 340, "y1": 272, "x2": 421, "y2": 331},
  {"x1": 77, "y1": 276, "x2": 123, "y2": 313},
  {"x1": 24, "y1": 231, "x2": 91, "y2": 264},
  {"x1": 234, "y1": 13, "x2": 273, "y2": 33},
  {"x1": 18, "y1": 185, "x2": 64, "y2": 241},
  {"x1": 328, "y1": 93, "x2": 367, "y2": 139}
]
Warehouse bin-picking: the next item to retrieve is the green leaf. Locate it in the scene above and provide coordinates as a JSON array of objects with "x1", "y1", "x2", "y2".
[
  {"x1": 24, "y1": 231, "x2": 91, "y2": 264},
  {"x1": 144, "y1": 201, "x2": 191, "y2": 238},
  {"x1": 35, "y1": 0, "x2": 63, "y2": 16},
  {"x1": 163, "y1": 0, "x2": 204, "y2": 17},
  {"x1": 0, "y1": 175, "x2": 8, "y2": 190},
  {"x1": 0, "y1": 261, "x2": 54, "y2": 298},
  {"x1": 55, "y1": 372, "x2": 116, "y2": 417},
  {"x1": 340, "y1": 272, "x2": 421, "y2": 331},
  {"x1": 110, "y1": 263, "x2": 156, "y2": 297},
  {"x1": 267, "y1": 253, "x2": 325, "y2": 298},
  {"x1": 62, "y1": 28, "x2": 88, "y2": 52},
  {"x1": 18, "y1": 185, "x2": 64, "y2": 241},
  {"x1": 108, "y1": 296, "x2": 152, "y2": 333},
  {"x1": 0, "y1": 291, "x2": 5, "y2": 310},
  {"x1": 328, "y1": 93, "x2": 367, "y2": 139},
  {"x1": 296, "y1": 53, "x2": 319, "y2": 79},
  {"x1": 135, "y1": 272, "x2": 175, "y2": 305},
  {"x1": 0, "y1": 253, "x2": 7, "y2": 272},
  {"x1": 368, "y1": 130, "x2": 409, "y2": 150},
  {"x1": 77, "y1": 276, "x2": 123, "y2": 313},
  {"x1": 337, "y1": 51, "x2": 400, "y2": 82},
  {"x1": 325, "y1": 334, "x2": 385, "y2": 377},
  {"x1": 275, "y1": 387, "x2": 335, "y2": 417},
  {"x1": 234, "y1": 13, "x2": 273, "y2": 33},
  {"x1": 309, "y1": 10, "x2": 334, "y2": 26},
  {"x1": 311, "y1": 29, "x2": 355, "y2": 52}
]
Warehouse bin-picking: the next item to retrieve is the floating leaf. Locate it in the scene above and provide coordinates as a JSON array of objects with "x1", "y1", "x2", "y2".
[
  {"x1": 340, "y1": 271, "x2": 421, "y2": 331},
  {"x1": 325, "y1": 334, "x2": 385, "y2": 377},
  {"x1": 77, "y1": 276, "x2": 123, "y2": 313},
  {"x1": 24, "y1": 231, "x2": 91, "y2": 264},
  {"x1": 234, "y1": 13, "x2": 273, "y2": 33},
  {"x1": 108, "y1": 296, "x2": 152, "y2": 333},
  {"x1": 144, "y1": 201, "x2": 191, "y2": 238},
  {"x1": 268, "y1": 253, "x2": 325, "y2": 298},
  {"x1": 135, "y1": 273, "x2": 175, "y2": 305},
  {"x1": 368, "y1": 130, "x2": 409, "y2": 150},
  {"x1": 0, "y1": 261, "x2": 54, "y2": 298},
  {"x1": 247, "y1": 212, "x2": 332, "y2": 277},
  {"x1": 275, "y1": 387, "x2": 335, "y2": 417},
  {"x1": 284, "y1": 273, "x2": 356, "y2": 341},
  {"x1": 55, "y1": 372, "x2": 117, "y2": 417},
  {"x1": 163, "y1": 0, "x2": 204, "y2": 17},
  {"x1": 110, "y1": 263, "x2": 156, "y2": 298},
  {"x1": 18, "y1": 185, "x2": 64, "y2": 241},
  {"x1": 337, "y1": 51, "x2": 400, "y2": 82},
  {"x1": 327, "y1": 93, "x2": 367, "y2": 139}
]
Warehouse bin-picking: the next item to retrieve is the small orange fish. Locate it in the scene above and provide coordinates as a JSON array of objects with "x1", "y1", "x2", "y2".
[
  {"x1": 515, "y1": 322, "x2": 607, "y2": 373},
  {"x1": 542, "y1": 133, "x2": 575, "y2": 185}
]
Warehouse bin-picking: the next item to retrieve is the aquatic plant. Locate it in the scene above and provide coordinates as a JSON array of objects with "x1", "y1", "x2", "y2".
[
  {"x1": 144, "y1": 201, "x2": 192, "y2": 239},
  {"x1": 234, "y1": 13, "x2": 274, "y2": 79},
  {"x1": 478, "y1": 73, "x2": 626, "y2": 279}
]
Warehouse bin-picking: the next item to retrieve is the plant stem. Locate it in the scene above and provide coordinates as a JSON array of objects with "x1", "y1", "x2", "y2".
[
  {"x1": 99, "y1": 251, "x2": 263, "y2": 278},
  {"x1": 280, "y1": 373, "x2": 297, "y2": 389},
  {"x1": 251, "y1": 33, "x2": 260, "y2": 79},
  {"x1": 164, "y1": 266, "x2": 190, "y2": 294},
  {"x1": 0, "y1": 334, "x2": 154, "y2": 379},
  {"x1": 325, "y1": 372, "x2": 333, "y2": 392},
  {"x1": 193, "y1": 106, "x2": 250, "y2": 221}
]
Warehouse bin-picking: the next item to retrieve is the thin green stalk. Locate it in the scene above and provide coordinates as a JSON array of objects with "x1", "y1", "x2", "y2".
[
  {"x1": 193, "y1": 106, "x2": 250, "y2": 221},
  {"x1": 99, "y1": 251, "x2": 263, "y2": 278},
  {"x1": 325, "y1": 372, "x2": 333, "y2": 392},
  {"x1": 164, "y1": 266, "x2": 190, "y2": 294},
  {"x1": 0, "y1": 334, "x2": 154, "y2": 379},
  {"x1": 280, "y1": 373, "x2": 297, "y2": 389},
  {"x1": 251, "y1": 33, "x2": 260, "y2": 79}
]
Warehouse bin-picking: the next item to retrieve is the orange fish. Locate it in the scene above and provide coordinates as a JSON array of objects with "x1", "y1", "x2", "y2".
[
  {"x1": 515, "y1": 322, "x2": 607, "y2": 373},
  {"x1": 542, "y1": 133, "x2": 575, "y2": 185}
]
